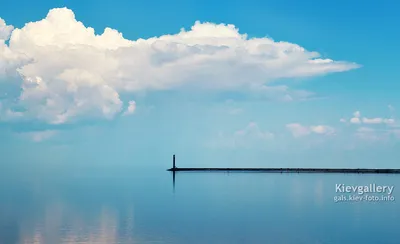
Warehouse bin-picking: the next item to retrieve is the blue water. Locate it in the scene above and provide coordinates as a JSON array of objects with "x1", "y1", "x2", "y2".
[{"x1": 1, "y1": 161, "x2": 400, "y2": 244}]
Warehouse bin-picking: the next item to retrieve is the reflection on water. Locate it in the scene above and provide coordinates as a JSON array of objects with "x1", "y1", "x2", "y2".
[
  {"x1": 20, "y1": 206, "x2": 133, "y2": 244},
  {"x1": 1, "y1": 163, "x2": 400, "y2": 244}
]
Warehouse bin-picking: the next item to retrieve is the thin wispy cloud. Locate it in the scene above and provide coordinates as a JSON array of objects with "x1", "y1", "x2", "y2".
[{"x1": 286, "y1": 123, "x2": 335, "y2": 138}]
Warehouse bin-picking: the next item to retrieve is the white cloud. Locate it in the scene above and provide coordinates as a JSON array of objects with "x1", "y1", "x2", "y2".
[
  {"x1": 286, "y1": 123, "x2": 335, "y2": 138},
  {"x1": 286, "y1": 123, "x2": 311, "y2": 137},
  {"x1": 224, "y1": 99, "x2": 244, "y2": 115},
  {"x1": 0, "y1": 8, "x2": 360, "y2": 124},
  {"x1": 339, "y1": 118, "x2": 346, "y2": 123},
  {"x1": 384, "y1": 118, "x2": 395, "y2": 124},
  {"x1": 234, "y1": 122, "x2": 274, "y2": 140},
  {"x1": 348, "y1": 111, "x2": 362, "y2": 124},
  {"x1": 0, "y1": 18, "x2": 30, "y2": 77},
  {"x1": 355, "y1": 127, "x2": 385, "y2": 142},
  {"x1": 0, "y1": 18, "x2": 13, "y2": 40},
  {"x1": 228, "y1": 108, "x2": 243, "y2": 115},
  {"x1": 362, "y1": 117, "x2": 383, "y2": 124},
  {"x1": 123, "y1": 100, "x2": 136, "y2": 116},
  {"x1": 341, "y1": 110, "x2": 400, "y2": 142},
  {"x1": 350, "y1": 117, "x2": 361, "y2": 124},
  {"x1": 25, "y1": 130, "x2": 57, "y2": 142},
  {"x1": 208, "y1": 122, "x2": 274, "y2": 148},
  {"x1": 248, "y1": 84, "x2": 315, "y2": 101},
  {"x1": 362, "y1": 117, "x2": 395, "y2": 124},
  {"x1": 345, "y1": 110, "x2": 395, "y2": 125},
  {"x1": 354, "y1": 126, "x2": 400, "y2": 142},
  {"x1": 0, "y1": 101, "x2": 23, "y2": 121},
  {"x1": 357, "y1": 127, "x2": 375, "y2": 133},
  {"x1": 310, "y1": 125, "x2": 335, "y2": 135}
]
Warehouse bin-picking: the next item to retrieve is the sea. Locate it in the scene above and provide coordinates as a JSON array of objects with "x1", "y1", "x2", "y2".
[{"x1": 1, "y1": 159, "x2": 399, "y2": 244}]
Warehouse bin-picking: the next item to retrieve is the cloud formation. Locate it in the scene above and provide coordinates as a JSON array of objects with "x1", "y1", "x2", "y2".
[
  {"x1": 286, "y1": 123, "x2": 335, "y2": 138},
  {"x1": 342, "y1": 110, "x2": 396, "y2": 125},
  {"x1": 123, "y1": 100, "x2": 136, "y2": 116},
  {"x1": 234, "y1": 122, "x2": 274, "y2": 140},
  {"x1": 248, "y1": 84, "x2": 315, "y2": 102},
  {"x1": 362, "y1": 117, "x2": 394, "y2": 124},
  {"x1": 25, "y1": 130, "x2": 57, "y2": 142},
  {"x1": 354, "y1": 127, "x2": 388, "y2": 142},
  {"x1": 0, "y1": 8, "x2": 359, "y2": 124},
  {"x1": 338, "y1": 107, "x2": 400, "y2": 143},
  {"x1": 209, "y1": 122, "x2": 274, "y2": 149},
  {"x1": 0, "y1": 17, "x2": 14, "y2": 40}
]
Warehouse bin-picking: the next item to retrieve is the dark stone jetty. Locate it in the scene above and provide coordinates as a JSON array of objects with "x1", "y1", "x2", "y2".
[
  {"x1": 168, "y1": 167, "x2": 400, "y2": 174},
  {"x1": 167, "y1": 155, "x2": 400, "y2": 174}
]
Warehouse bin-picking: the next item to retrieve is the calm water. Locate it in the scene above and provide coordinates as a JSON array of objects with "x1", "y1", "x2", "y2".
[{"x1": 1, "y1": 162, "x2": 400, "y2": 244}]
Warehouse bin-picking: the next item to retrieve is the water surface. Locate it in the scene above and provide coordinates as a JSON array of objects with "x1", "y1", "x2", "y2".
[{"x1": 1, "y1": 162, "x2": 399, "y2": 244}]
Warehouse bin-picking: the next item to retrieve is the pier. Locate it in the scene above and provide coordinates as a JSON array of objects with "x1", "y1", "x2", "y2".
[{"x1": 167, "y1": 155, "x2": 400, "y2": 174}]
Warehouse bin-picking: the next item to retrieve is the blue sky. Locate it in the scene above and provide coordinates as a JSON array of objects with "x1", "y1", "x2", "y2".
[{"x1": 0, "y1": 0, "x2": 399, "y2": 169}]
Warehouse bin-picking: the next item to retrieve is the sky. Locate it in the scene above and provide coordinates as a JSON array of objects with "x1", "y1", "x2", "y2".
[{"x1": 0, "y1": 0, "x2": 400, "y2": 169}]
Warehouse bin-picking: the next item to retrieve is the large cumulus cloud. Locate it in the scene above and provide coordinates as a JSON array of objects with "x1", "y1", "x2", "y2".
[{"x1": 0, "y1": 8, "x2": 360, "y2": 124}]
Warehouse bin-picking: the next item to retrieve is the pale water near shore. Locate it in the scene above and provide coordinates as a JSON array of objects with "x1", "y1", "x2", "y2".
[{"x1": 1, "y1": 161, "x2": 399, "y2": 244}]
